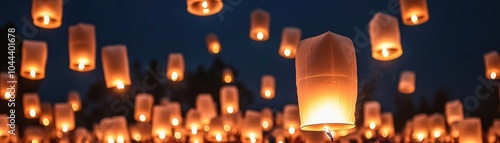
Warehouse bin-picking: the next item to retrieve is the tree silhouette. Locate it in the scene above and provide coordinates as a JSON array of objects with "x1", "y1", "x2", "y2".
[
  {"x1": 355, "y1": 76, "x2": 377, "y2": 127},
  {"x1": 417, "y1": 96, "x2": 430, "y2": 114},
  {"x1": 393, "y1": 94, "x2": 415, "y2": 133},
  {"x1": 431, "y1": 87, "x2": 448, "y2": 114}
]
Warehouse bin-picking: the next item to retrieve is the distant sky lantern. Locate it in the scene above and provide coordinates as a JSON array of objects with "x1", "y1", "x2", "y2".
[
  {"x1": 222, "y1": 68, "x2": 234, "y2": 83},
  {"x1": 23, "y1": 93, "x2": 41, "y2": 119},
  {"x1": 24, "y1": 126, "x2": 44, "y2": 143},
  {"x1": 167, "y1": 102, "x2": 183, "y2": 127},
  {"x1": 152, "y1": 105, "x2": 172, "y2": 140},
  {"x1": 134, "y1": 93, "x2": 154, "y2": 123},
  {"x1": 167, "y1": 53, "x2": 185, "y2": 82},
  {"x1": 54, "y1": 103, "x2": 75, "y2": 133},
  {"x1": 428, "y1": 113, "x2": 446, "y2": 139},
  {"x1": 260, "y1": 75, "x2": 276, "y2": 99},
  {"x1": 459, "y1": 118, "x2": 483, "y2": 143},
  {"x1": 241, "y1": 110, "x2": 263, "y2": 143},
  {"x1": 186, "y1": 0, "x2": 223, "y2": 16},
  {"x1": 445, "y1": 100, "x2": 464, "y2": 125},
  {"x1": 196, "y1": 94, "x2": 217, "y2": 126},
  {"x1": 250, "y1": 9, "x2": 271, "y2": 41},
  {"x1": 272, "y1": 128, "x2": 285, "y2": 143},
  {"x1": 283, "y1": 105, "x2": 300, "y2": 136},
  {"x1": 412, "y1": 114, "x2": 429, "y2": 142},
  {"x1": 39, "y1": 103, "x2": 52, "y2": 126},
  {"x1": 400, "y1": 0, "x2": 430, "y2": 26},
  {"x1": 380, "y1": 112, "x2": 395, "y2": 138},
  {"x1": 278, "y1": 27, "x2": 301, "y2": 59},
  {"x1": 21, "y1": 40, "x2": 48, "y2": 80},
  {"x1": 101, "y1": 45, "x2": 131, "y2": 89},
  {"x1": 31, "y1": 0, "x2": 62, "y2": 29},
  {"x1": 260, "y1": 108, "x2": 274, "y2": 131},
  {"x1": 207, "y1": 117, "x2": 227, "y2": 142},
  {"x1": 398, "y1": 70, "x2": 416, "y2": 94},
  {"x1": 69, "y1": 23, "x2": 96, "y2": 72},
  {"x1": 220, "y1": 85, "x2": 239, "y2": 115},
  {"x1": 364, "y1": 101, "x2": 381, "y2": 130},
  {"x1": 484, "y1": 51, "x2": 500, "y2": 80},
  {"x1": 206, "y1": 33, "x2": 221, "y2": 55},
  {"x1": 0, "y1": 72, "x2": 16, "y2": 100},
  {"x1": 185, "y1": 109, "x2": 202, "y2": 135},
  {"x1": 67, "y1": 91, "x2": 82, "y2": 112},
  {"x1": 296, "y1": 32, "x2": 358, "y2": 131},
  {"x1": 107, "y1": 116, "x2": 130, "y2": 143},
  {"x1": 369, "y1": 12, "x2": 403, "y2": 61},
  {"x1": 0, "y1": 114, "x2": 7, "y2": 136}
]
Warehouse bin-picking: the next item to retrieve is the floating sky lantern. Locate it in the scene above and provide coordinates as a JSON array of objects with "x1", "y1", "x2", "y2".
[
  {"x1": 261, "y1": 108, "x2": 274, "y2": 131},
  {"x1": 0, "y1": 114, "x2": 7, "y2": 136},
  {"x1": 283, "y1": 104, "x2": 300, "y2": 136},
  {"x1": 206, "y1": 33, "x2": 221, "y2": 55},
  {"x1": 152, "y1": 105, "x2": 172, "y2": 140},
  {"x1": 24, "y1": 126, "x2": 44, "y2": 143},
  {"x1": 364, "y1": 101, "x2": 381, "y2": 130},
  {"x1": 21, "y1": 40, "x2": 48, "y2": 80},
  {"x1": 0, "y1": 72, "x2": 16, "y2": 100},
  {"x1": 484, "y1": 50, "x2": 500, "y2": 80},
  {"x1": 167, "y1": 102, "x2": 183, "y2": 127},
  {"x1": 260, "y1": 75, "x2": 275, "y2": 99},
  {"x1": 380, "y1": 112, "x2": 395, "y2": 138},
  {"x1": 207, "y1": 117, "x2": 227, "y2": 142},
  {"x1": 279, "y1": 27, "x2": 301, "y2": 59},
  {"x1": 400, "y1": 0, "x2": 430, "y2": 26},
  {"x1": 32, "y1": 0, "x2": 62, "y2": 29},
  {"x1": 196, "y1": 93, "x2": 217, "y2": 126},
  {"x1": 445, "y1": 100, "x2": 464, "y2": 125},
  {"x1": 186, "y1": 0, "x2": 223, "y2": 16},
  {"x1": 398, "y1": 70, "x2": 416, "y2": 94},
  {"x1": 428, "y1": 113, "x2": 446, "y2": 139},
  {"x1": 102, "y1": 116, "x2": 130, "y2": 143},
  {"x1": 54, "y1": 103, "x2": 75, "y2": 133},
  {"x1": 134, "y1": 93, "x2": 154, "y2": 123},
  {"x1": 69, "y1": 23, "x2": 96, "y2": 72},
  {"x1": 67, "y1": 91, "x2": 82, "y2": 112},
  {"x1": 39, "y1": 103, "x2": 52, "y2": 126},
  {"x1": 23, "y1": 93, "x2": 41, "y2": 119},
  {"x1": 167, "y1": 53, "x2": 185, "y2": 82},
  {"x1": 222, "y1": 68, "x2": 234, "y2": 84},
  {"x1": 220, "y1": 85, "x2": 239, "y2": 115},
  {"x1": 101, "y1": 45, "x2": 131, "y2": 89},
  {"x1": 241, "y1": 110, "x2": 262, "y2": 143},
  {"x1": 369, "y1": 12, "x2": 403, "y2": 61},
  {"x1": 412, "y1": 114, "x2": 429, "y2": 142},
  {"x1": 185, "y1": 109, "x2": 202, "y2": 135},
  {"x1": 459, "y1": 118, "x2": 483, "y2": 143},
  {"x1": 272, "y1": 128, "x2": 285, "y2": 143},
  {"x1": 296, "y1": 31, "x2": 358, "y2": 131},
  {"x1": 250, "y1": 9, "x2": 271, "y2": 41}
]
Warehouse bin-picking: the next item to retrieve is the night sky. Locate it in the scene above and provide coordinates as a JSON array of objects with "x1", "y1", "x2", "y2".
[{"x1": 2, "y1": 0, "x2": 500, "y2": 113}]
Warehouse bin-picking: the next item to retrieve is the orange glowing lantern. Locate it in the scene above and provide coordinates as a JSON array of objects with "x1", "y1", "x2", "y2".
[
  {"x1": 190, "y1": 133, "x2": 205, "y2": 143},
  {"x1": 207, "y1": 117, "x2": 228, "y2": 142},
  {"x1": 459, "y1": 118, "x2": 482, "y2": 143},
  {"x1": 167, "y1": 102, "x2": 183, "y2": 127},
  {"x1": 0, "y1": 72, "x2": 16, "y2": 100},
  {"x1": 67, "y1": 91, "x2": 82, "y2": 112},
  {"x1": 278, "y1": 27, "x2": 301, "y2": 59},
  {"x1": 101, "y1": 45, "x2": 131, "y2": 89},
  {"x1": 134, "y1": 93, "x2": 154, "y2": 123},
  {"x1": 250, "y1": 9, "x2": 271, "y2": 41},
  {"x1": 39, "y1": 103, "x2": 53, "y2": 126},
  {"x1": 445, "y1": 100, "x2": 464, "y2": 125},
  {"x1": 69, "y1": 23, "x2": 96, "y2": 72},
  {"x1": 241, "y1": 110, "x2": 263, "y2": 143},
  {"x1": 428, "y1": 113, "x2": 446, "y2": 139},
  {"x1": 23, "y1": 93, "x2": 41, "y2": 119},
  {"x1": 412, "y1": 114, "x2": 428, "y2": 142},
  {"x1": 186, "y1": 0, "x2": 223, "y2": 16},
  {"x1": 21, "y1": 40, "x2": 48, "y2": 80},
  {"x1": 484, "y1": 51, "x2": 500, "y2": 80},
  {"x1": 75, "y1": 127, "x2": 93, "y2": 143},
  {"x1": 364, "y1": 101, "x2": 381, "y2": 129},
  {"x1": 152, "y1": 105, "x2": 172, "y2": 140},
  {"x1": 222, "y1": 68, "x2": 234, "y2": 83},
  {"x1": 283, "y1": 104, "x2": 300, "y2": 136},
  {"x1": 260, "y1": 108, "x2": 274, "y2": 131},
  {"x1": 206, "y1": 33, "x2": 221, "y2": 55},
  {"x1": 31, "y1": 0, "x2": 62, "y2": 29},
  {"x1": 260, "y1": 75, "x2": 275, "y2": 99},
  {"x1": 185, "y1": 109, "x2": 202, "y2": 135},
  {"x1": 380, "y1": 112, "x2": 395, "y2": 138},
  {"x1": 400, "y1": 0, "x2": 429, "y2": 26},
  {"x1": 398, "y1": 70, "x2": 416, "y2": 94},
  {"x1": 54, "y1": 103, "x2": 75, "y2": 133},
  {"x1": 0, "y1": 114, "x2": 7, "y2": 136},
  {"x1": 220, "y1": 85, "x2": 239, "y2": 115},
  {"x1": 196, "y1": 93, "x2": 217, "y2": 126},
  {"x1": 369, "y1": 12, "x2": 403, "y2": 61},
  {"x1": 104, "y1": 116, "x2": 130, "y2": 143},
  {"x1": 272, "y1": 128, "x2": 285, "y2": 143},
  {"x1": 275, "y1": 112, "x2": 283, "y2": 127},
  {"x1": 24, "y1": 126, "x2": 44, "y2": 143},
  {"x1": 167, "y1": 53, "x2": 185, "y2": 82}
]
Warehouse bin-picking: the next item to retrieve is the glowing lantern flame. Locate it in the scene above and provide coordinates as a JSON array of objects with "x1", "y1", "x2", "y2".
[
  {"x1": 202, "y1": 1, "x2": 209, "y2": 14},
  {"x1": 174, "y1": 132, "x2": 182, "y2": 139},
  {"x1": 171, "y1": 72, "x2": 179, "y2": 81},
  {"x1": 369, "y1": 122, "x2": 376, "y2": 129},
  {"x1": 116, "y1": 136, "x2": 124, "y2": 143},
  {"x1": 264, "y1": 90, "x2": 271, "y2": 97},
  {"x1": 29, "y1": 69, "x2": 36, "y2": 79},
  {"x1": 212, "y1": 45, "x2": 220, "y2": 54},
  {"x1": 382, "y1": 131, "x2": 388, "y2": 137},
  {"x1": 224, "y1": 124, "x2": 231, "y2": 132},
  {"x1": 43, "y1": 15, "x2": 50, "y2": 25},
  {"x1": 42, "y1": 118, "x2": 50, "y2": 126},
  {"x1": 71, "y1": 103, "x2": 79, "y2": 111},
  {"x1": 491, "y1": 72, "x2": 497, "y2": 79},
  {"x1": 191, "y1": 127, "x2": 198, "y2": 135},
  {"x1": 249, "y1": 133, "x2": 257, "y2": 143},
  {"x1": 139, "y1": 114, "x2": 146, "y2": 122},
  {"x1": 215, "y1": 133, "x2": 222, "y2": 142},
  {"x1": 262, "y1": 121, "x2": 269, "y2": 129},
  {"x1": 382, "y1": 48, "x2": 389, "y2": 58},
  {"x1": 134, "y1": 134, "x2": 141, "y2": 141},
  {"x1": 4, "y1": 92, "x2": 11, "y2": 100},
  {"x1": 62, "y1": 126, "x2": 68, "y2": 132},
  {"x1": 32, "y1": 140, "x2": 39, "y2": 143},
  {"x1": 159, "y1": 131, "x2": 166, "y2": 139},
  {"x1": 411, "y1": 15, "x2": 419, "y2": 24},
  {"x1": 284, "y1": 49, "x2": 291, "y2": 57},
  {"x1": 117, "y1": 82, "x2": 124, "y2": 89},
  {"x1": 434, "y1": 131, "x2": 441, "y2": 138},
  {"x1": 288, "y1": 127, "x2": 295, "y2": 135},
  {"x1": 107, "y1": 138, "x2": 114, "y2": 143},
  {"x1": 78, "y1": 63, "x2": 85, "y2": 71},
  {"x1": 172, "y1": 118, "x2": 179, "y2": 126},
  {"x1": 204, "y1": 125, "x2": 210, "y2": 132},
  {"x1": 226, "y1": 106, "x2": 234, "y2": 114},
  {"x1": 365, "y1": 131, "x2": 373, "y2": 139},
  {"x1": 417, "y1": 134, "x2": 424, "y2": 142},
  {"x1": 224, "y1": 76, "x2": 232, "y2": 83},
  {"x1": 29, "y1": 109, "x2": 36, "y2": 117},
  {"x1": 256, "y1": 32, "x2": 264, "y2": 40}
]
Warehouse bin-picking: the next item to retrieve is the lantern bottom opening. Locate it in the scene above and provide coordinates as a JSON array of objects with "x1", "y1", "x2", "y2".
[
  {"x1": 34, "y1": 16, "x2": 61, "y2": 29},
  {"x1": 300, "y1": 123, "x2": 355, "y2": 131},
  {"x1": 372, "y1": 48, "x2": 402, "y2": 61},
  {"x1": 187, "y1": 0, "x2": 224, "y2": 16}
]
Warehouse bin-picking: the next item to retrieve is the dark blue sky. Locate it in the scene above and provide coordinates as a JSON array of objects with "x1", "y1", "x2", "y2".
[{"x1": 3, "y1": 0, "x2": 500, "y2": 113}]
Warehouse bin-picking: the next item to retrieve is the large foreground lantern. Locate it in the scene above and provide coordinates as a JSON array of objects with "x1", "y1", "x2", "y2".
[
  {"x1": 241, "y1": 110, "x2": 263, "y2": 143},
  {"x1": 152, "y1": 105, "x2": 172, "y2": 140},
  {"x1": 134, "y1": 93, "x2": 154, "y2": 122},
  {"x1": 369, "y1": 12, "x2": 403, "y2": 61},
  {"x1": 398, "y1": 70, "x2": 416, "y2": 94},
  {"x1": 167, "y1": 53, "x2": 185, "y2": 82},
  {"x1": 260, "y1": 75, "x2": 275, "y2": 99},
  {"x1": 186, "y1": 0, "x2": 223, "y2": 16},
  {"x1": 32, "y1": 0, "x2": 63, "y2": 29},
  {"x1": 250, "y1": 9, "x2": 271, "y2": 41},
  {"x1": 196, "y1": 94, "x2": 217, "y2": 125},
  {"x1": 39, "y1": 103, "x2": 53, "y2": 126},
  {"x1": 380, "y1": 112, "x2": 395, "y2": 138},
  {"x1": 279, "y1": 27, "x2": 301, "y2": 59},
  {"x1": 459, "y1": 118, "x2": 482, "y2": 143},
  {"x1": 220, "y1": 85, "x2": 239, "y2": 115},
  {"x1": 222, "y1": 68, "x2": 234, "y2": 83},
  {"x1": 67, "y1": 91, "x2": 82, "y2": 111},
  {"x1": 364, "y1": 101, "x2": 381, "y2": 129},
  {"x1": 101, "y1": 45, "x2": 131, "y2": 89},
  {"x1": 484, "y1": 50, "x2": 500, "y2": 80},
  {"x1": 23, "y1": 93, "x2": 41, "y2": 119},
  {"x1": 445, "y1": 100, "x2": 464, "y2": 125},
  {"x1": 206, "y1": 33, "x2": 221, "y2": 55},
  {"x1": 69, "y1": 23, "x2": 96, "y2": 72},
  {"x1": 400, "y1": 0, "x2": 430, "y2": 26},
  {"x1": 295, "y1": 31, "x2": 358, "y2": 131},
  {"x1": 0, "y1": 72, "x2": 16, "y2": 100},
  {"x1": 21, "y1": 40, "x2": 48, "y2": 80},
  {"x1": 54, "y1": 103, "x2": 75, "y2": 133}
]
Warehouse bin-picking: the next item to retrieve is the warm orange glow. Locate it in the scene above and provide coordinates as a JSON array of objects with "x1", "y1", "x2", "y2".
[
  {"x1": 102, "y1": 45, "x2": 131, "y2": 88},
  {"x1": 172, "y1": 118, "x2": 179, "y2": 126},
  {"x1": 382, "y1": 48, "x2": 389, "y2": 57},
  {"x1": 77, "y1": 62, "x2": 85, "y2": 71},
  {"x1": 29, "y1": 69, "x2": 37, "y2": 79},
  {"x1": 369, "y1": 13, "x2": 403, "y2": 61},
  {"x1": 32, "y1": 140, "x2": 39, "y2": 143},
  {"x1": 411, "y1": 15, "x2": 419, "y2": 24},
  {"x1": 491, "y1": 72, "x2": 497, "y2": 79},
  {"x1": 224, "y1": 76, "x2": 232, "y2": 83},
  {"x1": 42, "y1": 118, "x2": 50, "y2": 126},
  {"x1": 369, "y1": 122, "x2": 376, "y2": 129},
  {"x1": 204, "y1": 125, "x2": 210, "y2": 132},
  {"x1": 159, "y1": 131, "x2": 166, "y2": 139},
  {"x1": 116, "y1": 136, "x2": 124, "y2": 143},
  {"x1": 29, "y1": 109, "x2": 37, "y2": 117},
  {"x1": 187, "y1": 0, "x2": 223, "y2": 16},
  {"x1": 365, "y1": 131, "x2": 373, "y2": 139},
  {"x1": 223, "y1": 124, "x2": 231, "y2": 132},
  {"x1": 382, "y1": 130, "x2": 388, "y2": 137},
  {"x1": 400, "y1": 0, "x2": 429, "y2": 26},
  {"x1": 215, "y1": 133, "x2": 222, "y2": 142},
  {"x1": 174, "y1": 131, "x2": 182, "y2": 139},
  {"x1": 4, "y1": 92, "x2": 10, "y2": 100},
  {"x1": 250, "y1": 9, "x2": 270, "y2": 41},
  {"x1": 417, "y1": 134, "x2": 424, "y2": 142},
  {"x1": 62, "y1": 125, "x2": 68, "y2": 132},
  {"x1": 212, "y1": 44, "x2": 220, "y2": 54},
  {"x1": 284, "y1": 49, "x2": 291, "y2": 57},
  {"x1": 71, "y1": 103, "x2": 79, "y2": 111},
  {"x1": 434, "y1": 131, "x2": 441, "y2": 138},
  {"x1": 116, "y1": 82, "x2": 124, "y2": 89},
  {"x1": 262, "y1": 121, "x2": 269, "y2": 129},
  {"x1": 256, "y1": 32, "x2": 264, "y2": 40},
  {"x1": 107, "y1": 137, "x2": 114, "y2": 143},
  {"x1": 191, "y1": 126, "x2": 198, "y2": 135},
  {"x1": 21, "y1": 40, "x2": 48, "y2": 80},
  {"x1": 171, "y1": 72, "x2": 179, "y2": 81},
  {"x1": 249, "y1": 133, "x2": 257, "y2": 143},
  {"x1": 43, "y1": 15, "x2": 50, "y2": 25},
  {"x1": 288, "y1": 127, "x2": 295, "y2": 135},
  {"x1": 133, "y1": 134, "x2": 141, "y2": 141},
  {"x1": 139, "y1": 114, "x2": 146, "y2": 122}
]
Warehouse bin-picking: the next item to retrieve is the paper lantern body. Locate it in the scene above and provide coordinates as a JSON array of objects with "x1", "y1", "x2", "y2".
[
  {"x1": 279, "y1": 27, "x2": 301, "y2": 59},
  {"x1": 250, "y1": 9, "x2": 271, "y2": 41},
  {"x1": 459, "y1": 118, "x2": 483, "y2": 143},
  {"x1": 101, "y1": 45, "x2": 131, "y2": 89},
  {"x1": 109, "y1": 116, "x2": 131, "y2": 143},
  {"x1": 69, "y1": 23, "x2": 96, "y2": 72},
  {"x1": 275, "y1": 112, "x2": 284, "y2": 127},
  {"x1": 484, "y1": 51, "x2": 500, "y2": 80},
  {"x1": 369, "y1": 12, "x2": 403, "y2": 61},
  {"x1": 167, "y1": 53, "x2": 185, "y2": 82},
  {"x1": 283, "y1": 105, "x2": 300, "y2": 136},
  {"x1": 0, "y1": 72, "x2": 16, "y2": 100},
  {"x1": 412, "y1": 114, "x2": 428, "y2": 140},
  {"x1": 220, "y1": 85, "x2": 239, "y2": 114},
  {"x1": 54, "y1": 103, "x2": 75, "y2": 132},
  {"x1": 445, "y1": 100, "x2": 464, "y2": 125},
  {"x1": 21, "y1": 40, "x2": 48, "y2": 80},
  {"x1": 23, "y1": 93, "x2": 41, "y2": 119},
  {"x1": 207, "y1": 117, "x2": 228, "y2": 142},
  {"x1": 152, "y1": 105, "x2": 172, "y2": 139},
  {"x1": 364, "y1": 101, "x2": 382, "y2": 129},
  {"x1": 296, "y1": 32, "x2": 358, "y2": 131},
  {"x1": 398, "y1": 71, "x2": 416, "y2": 94},
  {"x1": 400, "y1": 0, "x2": 430, "y2": 26},
  {"x1": 39, "y1": 103, "x2": 52, "y2": 126},
  {"x1": 134, "y1": 93, "x2": 154, "y2": 122},
  {"x1": 261, "y1": 108, "x2": 274, "y2": 131},
  {"x1": 241, "y1": 110, "x2": 263, "y2": 143},
  {"x1": 428, "y1": 113, "x2": 446, "y2": 138},
  {"x1": 24, "y1": 126, "x2": 44, "y2": 142},
  {"x1": 196, "y1": 94, "x2": 217, "y2": 125},
  {"x1": 260, "y1": 75, "x2": 276, "y2": 99},
  {"x1": 168, "y1": 102, "x2": 183, "y2": 127},
  {"x1": 0, "y1": 114, "x2": 7, "y2": 136},
  {"x1": 206, "y1": 33, "x2": 221, "y2": 54},
  {"x1": 186, "y1": 0, "x2": 223, "y2": 16},
  {"x1": 380, "y1": 112, "x2": 395, "y2": 138},
  {"x1": 32, "y1": 0, "x2": 63, "y2": 29},
  {"x1": 185, "y1": 109, "x2": 202, "y2": 134},
  {"x1": 67, "y1": 91, "x2": 82, "y2": 111},
  {"x1": 222, "y1": 68, "x2": 234, "y2": 83}
]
